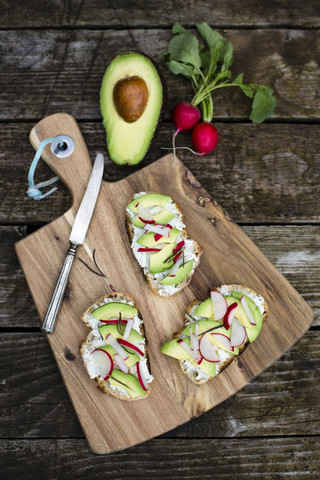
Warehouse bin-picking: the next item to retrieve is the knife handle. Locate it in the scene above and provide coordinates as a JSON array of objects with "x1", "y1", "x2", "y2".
[{"x1": 41, "y1": 243, "x2": 78, "y2": 334}]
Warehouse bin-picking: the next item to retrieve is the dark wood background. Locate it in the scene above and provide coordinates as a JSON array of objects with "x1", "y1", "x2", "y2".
[{"x1": 0, "y1": 1, "x2": 319, "y2": 478}]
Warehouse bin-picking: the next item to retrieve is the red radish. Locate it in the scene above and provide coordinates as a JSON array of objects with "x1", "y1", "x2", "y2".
[
  {"x1": 199, "y1": 335, "x2": 220, "y2": 362},
  {"x1": 173, "y1": 102, "x2": 201, "y2": 132},
  {"x1": 240, "y1": 296, "x2": 256, "y2": 325},
  {"x1": 99, "y1": 318, "x2": 128, "y2": 325},
  {"x1": 192, "y1": 122, "x2": 219, "y2": 154},
  {"x1": 117, "y1": 338, "x2": 144, "y2": 357},
  {"x1": 224, "y1": 302, "x2": 238, "y2": 330},
  {"x1": 210, "y1": 291, "x2": 228, "y2": 321},
  {"x1": 138, "y1": 218, "x2": 155, "y2": 224},
  {"x1": 230, "y1": 318, "x2": 247, "y2": 347},
  {"x1": 113, "y1": 353, "x2": 129, "y2": 374},
  {"x1": 122, "y1": 318, "x2": 134, "y2": 341},
  {"x1": 106, "y1": 333, "x2": 129, "y2": 360},
  {"x1": 136, "y1": 362, "x2": 148, "y2": 391},
  {"x1": 168, "y1": 255, "x2": 183, "y2": 277},
  {"x1": 144, "y1": 224, "x2": 170, "y2": 237},
  {"x1": 177, "y1": 339, "x2": 202, "y2": 364},
  {"x1": 211, "y1": 332, "x2": 232, "y2": 351},
  {"x1": 173, "y1": 240, "x2": 185, "y2": 253},
  {"x1": 154, "y1": 233, "x2": 162, "y2": 242},
  {"x1": 91, "y1": 349, "x2": 113, "y2": 380},
  {"x1": 137, "y1": 247, "x2": 161, "y2": 252},
  {"x1": 173, "y1": 250, "x2": 183, "y2": 264}
]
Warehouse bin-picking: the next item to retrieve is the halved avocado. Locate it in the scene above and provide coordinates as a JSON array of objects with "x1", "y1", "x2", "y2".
[
  {"x1": 92, "y1": 302, "x2": 137, "y2": 320},
  {"x1": 100, "y1": 52, "x2": 165, "y2": 165}
]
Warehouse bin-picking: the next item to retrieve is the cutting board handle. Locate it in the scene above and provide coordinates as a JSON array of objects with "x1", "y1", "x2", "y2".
[{"x1": 29, "y1": 113, "x2": 98, "y2": 210}]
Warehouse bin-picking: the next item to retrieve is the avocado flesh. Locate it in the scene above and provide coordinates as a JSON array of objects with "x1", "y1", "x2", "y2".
[
  {"x1": 137, "y1": 228, "x2": 179, "y2": 247},
  {"x1": 161, "y1": 338, "x2": 216, "y2": 377},
  {"x1": 231, "y1": 291, "x2": 263, "y2": 336},
  {"x1": 127, "y1": 193, "x2": 171, "y2": 213},
  {"x1": 109, "y1": 371, "x2": 146, "y2": 398},
  {"x1": 99, "y1": 324, "x2": 143, "y2": 343},
  {"x1": 92, "y1": 302, "x2": 137, "y2": 320},
  {"x1": 149, "y1": 244, "x2": 175, "y2": 274},
  {"x1": 181, "y1": 318, "x2": 223, "y2": 336},
  {"x1": 100, "y1": 52, "x2": 164, "y2": 165},
  {"x1": 160, "y1": 260, "x2": 193, "y2": 286},
  {"x1": 225, "y1": 295, "x2": 260, "y2": 343},
  {"x1": 194, "y1": 298, "x2": 214, "y2": 318},
  {"x1": 133, "y1": 209, "x2": 175, "y2": 228},
  {"x1": 97, "y1": 345, "x2": 139, "y2": 368}
]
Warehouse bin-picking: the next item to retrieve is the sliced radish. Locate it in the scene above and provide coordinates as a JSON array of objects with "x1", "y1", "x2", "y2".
[
  {"x1": 144, "y1": 223, "x2": 171, "y2": 237},
  {"x1": 137, "y1": 247, "x2": 161, "y2": 252},
  {"x1": 98, "y1": 318, "x2": 128, "y2": 325},
  {"x1": 240, "y1": 295, "x2": 256, "y2": 325},
  {"x1": 177, "y1": 339, "x2": 202, "y2": 363},
  {"x1": 117, "y1": 338, "x2": 145, "y2": 357},
  {"x1": 173, "y1": 240, "x2": 185, "y2": 253},
  {"x1": 154, "y1": 233, "x2": 163, "y2": 242},
  {"x1": 113, "y1": 353, "x2": 129, "y2": 374},
  {"x1": 136, "y1": 362, "x2": 148, "y2": 391},
  {"x1": 230, "y1": 317, "x2": 247, "y2": 347},
  {"x1": 210, "y1": 291, "x2": 228, "y2": 321},
  {"x1": 91, "y1": 349, "x2": 113, "y2": 380},
  {"x1": 138, "y1": 204, "x2": 154, "y2": 222},
  {"x1": 122, "y1": 318, "x2": 134, "y2": 341},
  {"x1": 106, "y1": 334, "x2": 129, "y2": 360},
  {"x1": 199, "y1": 335, "x2": 220, "y2": 362},
  {"x1": 138, "y1": 217, "x2": 155, "y2": 224},
  {"x1": 167, "y1": 255, "x2": 183, "y2": 277},
  {"x1": 173, "y1": 250, "x2": 183, "y2": 264},
  {"x1": 224, "y1": 302, "x2": 238, "y2": 330},
  {"x1": 211, "y1": 332, "x2": 232, "y2": 350}
]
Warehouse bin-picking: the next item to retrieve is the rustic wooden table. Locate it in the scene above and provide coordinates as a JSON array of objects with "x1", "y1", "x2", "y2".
[{"x1": 1, "y1": 1, "x2": 319, "y2": 478}]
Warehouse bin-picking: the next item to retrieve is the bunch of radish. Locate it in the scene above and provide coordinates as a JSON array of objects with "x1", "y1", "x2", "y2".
[{"x1": 172, "y1": 101, "x2": 219, "y2": 156}]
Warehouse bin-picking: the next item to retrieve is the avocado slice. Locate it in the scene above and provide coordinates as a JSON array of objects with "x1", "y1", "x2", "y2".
[
  {"x1": 133, "y1": 209, "x2": 175, "y2": 228},
  {"x1": 161, "y1": 338, "x2": 216, "y2": 377},
  {"x1": 194, "y1": 298, "x2": 214, "y2": 318},
  {"x1": 149, "y1": 244, "x2": 175, "y2": 274},
  {"x1": 109, "y1": 370, "x2": 146, "y2": 398},
  {"x1": 100, "y1": 52, "x2": 165, "y2": 165},
  {"x1": 92, "y1": 302, "x2": 137, "y2": 320},
  {"x1": 127, "y1": 193, "x2": 171, "y2": 213},
  {"x1": 99, "y1": 324, "x2": 143, "y2": 343},
  {"x1": 231, "y1": 291, "x2": 263, "y2": 342},
  {"x1": 137, "y1": 228, "x2": 179, "y2": 247},
  {"x1": 225, "y1": 295, "x2": 259, "y2": 343},
  {"x1": 97, "y1": 345, "x2": 139, "y2": 368},
  {"x1": 160, "y1": 260, "x2": 194, "y2": 285},
  {"x1": 181, "y1": 318, "x2": 223, "y2": 336}
]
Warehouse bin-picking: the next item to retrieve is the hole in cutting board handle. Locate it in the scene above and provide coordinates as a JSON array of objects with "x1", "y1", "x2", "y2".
[{"x1": 50, "y1": 135, "x2": 75, "y2": 158}]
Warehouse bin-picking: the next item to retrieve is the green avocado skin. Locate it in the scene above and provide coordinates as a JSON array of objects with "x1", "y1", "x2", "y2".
[{"x1": 100, "y1": 51, "x2": 167, "y2": 166}]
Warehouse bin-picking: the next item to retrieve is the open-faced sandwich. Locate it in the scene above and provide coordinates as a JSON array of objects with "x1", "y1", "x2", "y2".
[
  {"x1": 125, "y1": 192, "x2": 202, "y2": 296},
  {"x1": 80, "y1": 292, "x2": 153, "y2": 400},
  {"x1": 161, "y1": 285, "x2": 268, "y2": 384}
]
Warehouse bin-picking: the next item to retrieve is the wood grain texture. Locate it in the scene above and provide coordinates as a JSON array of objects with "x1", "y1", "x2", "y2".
[
  {"x1": 14, "y1": 114, "x2": 313, "y2": 454},
  {"x1": 1, "y1": 122, "x2": 319, "y2": 224},
  {"x1": 0, "y1": 29, "x2": 319, "y2": 121},
  {"x1": 0, "y1": 437, "x2": 319, "y2": 480},
  {"x1": 1, "y1": 331, "x2": 319, "y2": 439},
  {"x1": 2, "y1": 1, "x2": 319, "y2": 28},
  {"x1": 2, "y1": 225, "x2": 319, "y2": 328}
]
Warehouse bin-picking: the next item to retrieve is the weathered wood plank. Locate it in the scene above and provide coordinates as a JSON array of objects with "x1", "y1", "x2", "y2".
[
  {"x1": 1, "y1": 0, "x2": 319, "y2": 28},
  {"x1": 0, "y1": 437, "x2": 319, "y2": 479},
  {"x1": 0, "y1": 29, "x2": 319, "y2": 121},
  {"x1": 0, "y1": 330, "x2": 319, "y2": 439},
  {"x1": 2, "y1": 225, "x2": 319, "y2": 329},
  {"x1": 1, "y1": 123, "x2": 319, "y2": 224}
]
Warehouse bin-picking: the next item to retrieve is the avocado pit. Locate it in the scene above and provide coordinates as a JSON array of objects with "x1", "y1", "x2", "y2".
[{"x1": 113, "y1": 76, "x2": 149, "y2": 123}]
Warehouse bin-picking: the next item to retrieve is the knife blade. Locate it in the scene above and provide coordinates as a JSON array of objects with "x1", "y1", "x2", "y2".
[{"x1": 41, "y1": 153, "x2": 104, "y2": 334}]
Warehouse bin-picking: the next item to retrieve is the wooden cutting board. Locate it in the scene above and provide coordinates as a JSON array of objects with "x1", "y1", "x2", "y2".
[{"x1": 15, "y1": 113, "x2": 313, "y2": 455}]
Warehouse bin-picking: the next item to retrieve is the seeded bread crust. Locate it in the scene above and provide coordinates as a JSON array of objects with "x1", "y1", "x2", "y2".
[
  {"x1": 173, "y1": 285, "x2": 268, "y2": 385},
  {"x1": 125, "y1": 193, "x2": 203, "y2": 296},
  {"x1": 80, "y1": 292, "x2": 151, "y2": 401}
]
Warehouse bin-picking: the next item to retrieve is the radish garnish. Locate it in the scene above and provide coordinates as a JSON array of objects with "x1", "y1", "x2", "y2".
[
  {"x1": 173, "y1": 240, "x2": 185, "y2": 253},
  {"x1": 106, "y1": 334, "x2": 129, "y2": 360},
  {"x1": 138, "y1": 204, "x2": 154, "y2": 222},
  {"x1": 173, "y1": 250, "x2": 183, "y2": 264},
  {"x1": 240, "y1": 296, "x2": 256, "y2": 325},
  {"x1": 210, "y1": 291, "x2": 228, "y2": 321},
  {"x1": 136, "y1": 362, "x2": 148, "y2": 391},
  {"x1": 137, "y1": 247, "x2": 161, "y2": 252},
  {"x1": 99, "y1": 318, "x2": 128, "y2": 325},
  {"x1": 117, "y1": 338, "x2": 144, "y2": 357},
  {"x1": 199, "y1": 335, "x2": 220, "y2": 362},
  {"x1": 224, "y1": 302, "x2": 238, "y2": 330},
  {"x1": 177, "y1": 339, "x2": 202, "y2": 364},
  {"x1": 211, "y1": 332, "x2": 232, "y2": 350},
  {"x1": 91, "y1": 349, "x2": 113, "y2": 380},
  {"x1": 230, "y1": 317, "x2": 247, "y2": 347},
  {"x1": 167, "y1": 255, "x2": 183, "y2": 277},
  {"x1": 144, "y1": 224, "x2": 171, "y2": 237},
  {"x1": 122, "y1": 318, "x2": 134, "y2": 341},
  {"x1": 113, "y1": 353, "x2": 129, "y2": 374}
]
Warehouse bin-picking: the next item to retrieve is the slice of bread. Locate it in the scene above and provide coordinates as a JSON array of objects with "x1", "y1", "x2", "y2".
[
  {"x1": 80, "y1": 292, "x2": 152, "y2": 400},
  {"x1": 125, "y1": 192, "x2": 202, "y2": 296},
  {"x1": 162, "y1": 285, "x2": 268, "y2": 385}
]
